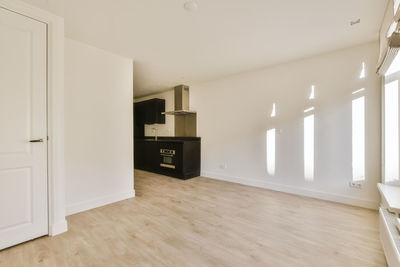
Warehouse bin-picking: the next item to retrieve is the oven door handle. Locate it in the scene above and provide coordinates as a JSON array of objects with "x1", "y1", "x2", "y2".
[{"x1": 160, "y1": 163, "x2": 176, "y2": 169}]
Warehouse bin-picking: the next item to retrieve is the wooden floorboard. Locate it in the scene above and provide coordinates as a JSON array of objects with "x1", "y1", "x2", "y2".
[{"x1": 0, "y1": 170, "x2": 386, "y2": 266}]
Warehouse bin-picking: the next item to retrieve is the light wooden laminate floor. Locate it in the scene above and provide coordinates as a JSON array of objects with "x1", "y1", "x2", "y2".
[{"x1": 0, "y1": 170, "x2": 386, "y2": 267}]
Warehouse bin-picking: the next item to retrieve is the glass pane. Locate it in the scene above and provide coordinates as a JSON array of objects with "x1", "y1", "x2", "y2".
[
  {"x1": 266, "y1": 129, "x2": 276, "y2": 176},
  {"x1": 352, "y1": 97, "x2": 365, "y2": 181},
  {"x1": 304, "y1": 115, "x2": 314, "y2": 181},
  {"x1": 385, "y1": 80, "x2": 399, "y2": 183}
]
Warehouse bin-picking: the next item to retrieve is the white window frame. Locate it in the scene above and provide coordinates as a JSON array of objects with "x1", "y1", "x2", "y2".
[{"x1": 383, "y1": 71, "x2": 400, "y2": 185}]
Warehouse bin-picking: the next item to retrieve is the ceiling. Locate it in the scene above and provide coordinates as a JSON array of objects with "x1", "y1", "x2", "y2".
[{"x1": 21, "y1": 0, "x2": 388, "y2": 97}]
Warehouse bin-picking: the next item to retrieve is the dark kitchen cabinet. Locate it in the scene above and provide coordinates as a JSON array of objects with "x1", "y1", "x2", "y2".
[
  {"x1": 144, "y1": 141, "x2": 159, "y2": 170},
  {"x1": 134, "y1": 101, "x2": 146, "y2": 125},
  {"x1": 145, "y1": 99, "x2": 165, "y2": 124},
  {"x1": 134, "y1": 140, "x2": 158, "y2": 170},
  {"x1": 134, "y1": 98, "x2": 165, "y2": 125},
  {"x1": 134, "y1": 137, "x2": 201, "y2": 180},
  {"x1": 134, "y1": 98, "x2": 165, "y2": 138},
  {"x1": 134, "y1": 141, "x2": 145, "y2": 169}
]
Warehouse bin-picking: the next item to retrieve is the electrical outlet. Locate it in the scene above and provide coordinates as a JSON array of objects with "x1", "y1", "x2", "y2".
[{"x1": 349, "y1": 181, "x2": 363, "y2": 189}]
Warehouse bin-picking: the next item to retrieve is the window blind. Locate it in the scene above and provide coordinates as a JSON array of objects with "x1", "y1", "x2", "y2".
[{"x1": 377, "y1": 0, "x2": 400, "y2": 75}]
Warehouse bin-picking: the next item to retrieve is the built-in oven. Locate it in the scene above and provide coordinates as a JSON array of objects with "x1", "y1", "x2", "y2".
[{"x1": 160, "y1": 148, "x2": 176, "y2": 169}]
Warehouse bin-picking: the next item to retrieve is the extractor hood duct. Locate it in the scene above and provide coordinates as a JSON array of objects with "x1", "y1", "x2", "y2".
[{"x1": 162, "y1": 85, "x2": 196, "y2": 115}]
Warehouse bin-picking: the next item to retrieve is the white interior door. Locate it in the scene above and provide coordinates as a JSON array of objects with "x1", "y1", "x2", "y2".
[{"x1": 0, "y1": 7, "x2": 48, "y2": 250}]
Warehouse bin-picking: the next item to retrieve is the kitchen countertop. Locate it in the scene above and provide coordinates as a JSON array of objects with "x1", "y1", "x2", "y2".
[{"x1": 135, "y1": 136, "x2": 201, "y2": 143}]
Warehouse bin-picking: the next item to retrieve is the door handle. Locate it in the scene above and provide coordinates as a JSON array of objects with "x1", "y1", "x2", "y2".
[{"x1": 29, "y1": 139, "x2": 44, "y2": 143}]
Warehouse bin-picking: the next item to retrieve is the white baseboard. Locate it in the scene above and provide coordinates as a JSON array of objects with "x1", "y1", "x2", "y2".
[
  {"x1": 201, "y1": 171, "x2": 379, "y2": 210},
  {"x1": 49, "y1": 219, "x2": 68, "y2": 236},
  {"x1": 66, "y1": 190, "x2": 135, "y2": 216}
]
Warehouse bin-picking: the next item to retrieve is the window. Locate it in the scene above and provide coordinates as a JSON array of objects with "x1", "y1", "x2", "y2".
[
  {"x1": 304, "y1": 114, "x2": 314, "y2": 181},
  {"x1": 384, "y1": 80, "x2": 399, "y2": 183},
  {"x1": 266, "y1": 129, "x2": 276, "y2": 176},
  {"x1": 386, "y1": 53, "x2": 400, "y2": 76},
  {"x1": 352, "y1": 97, "x2": 365, "y2": 181}
]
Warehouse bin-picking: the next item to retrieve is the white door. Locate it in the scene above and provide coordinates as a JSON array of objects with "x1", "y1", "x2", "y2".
[{"x1": 0, "y1": 7, "x2": 48, "y2": 250}]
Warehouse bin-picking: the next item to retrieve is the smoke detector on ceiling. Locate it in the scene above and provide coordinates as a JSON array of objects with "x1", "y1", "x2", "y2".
[{"x1": 184, "y1": 1, "x2": 198, "y2": 12}]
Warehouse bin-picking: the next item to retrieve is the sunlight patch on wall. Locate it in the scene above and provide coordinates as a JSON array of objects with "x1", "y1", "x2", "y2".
[
  {"x1": 304, "y1": 114, "x2": 314, "y2": 181},
  {"x1": 270, "y1": 103, "x2": 276, "y2": 117},
  {"x1": 352, "y1": 88, "x2": 365, "y2": 95},
  {"x1": 309, "y1": 85, "x2": 315, "y2": 100},
  {"x1": 266, "y1": 128, "x2": 276, "y2": 176},
  {"x1": 385, "y1": 80, "x2": 399, "y2": 183},
  {"x1": 359, "y1": 62, "x2": 366, "y2": 79},
  {"x1": 352, "y1": 96, "x2": 365, "y2": 182},
  {"x1": 304, "y1": 106, "x2": 315, "y2": 113}
]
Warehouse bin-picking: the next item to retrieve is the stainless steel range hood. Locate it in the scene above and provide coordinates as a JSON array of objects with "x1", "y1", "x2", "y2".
[
  {"x1": 163, "y1": 85, "x2": 197, "y2": 136},
  {"x1": 162, "y1": 85, "x2": 196, "y2": 115}
]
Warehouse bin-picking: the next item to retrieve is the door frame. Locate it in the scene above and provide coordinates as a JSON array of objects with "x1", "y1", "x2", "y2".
[{"x1": 0, "y1": 0, "x2": 67, "y2": 236}]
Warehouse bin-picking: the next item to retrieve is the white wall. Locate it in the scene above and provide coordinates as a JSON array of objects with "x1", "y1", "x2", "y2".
[
  {"x1": 134, "y1": 90, "x2": 175, "y2": 136},
  {"x1": 191, "y1": 42, "x2": 381, "y2": 209},
  {"x1": 65, "y1": 38, "x2": 134, "y2": 215}
]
